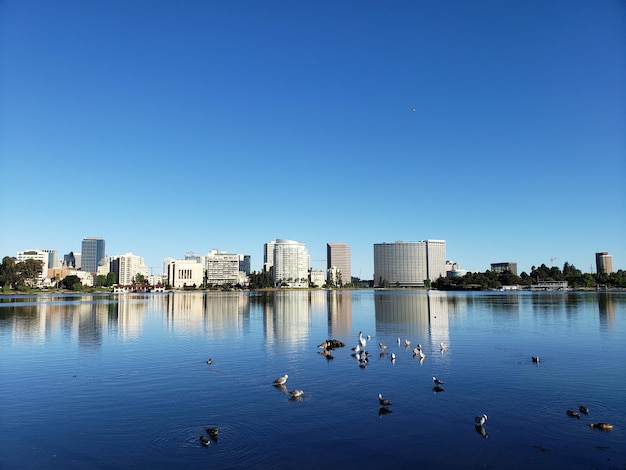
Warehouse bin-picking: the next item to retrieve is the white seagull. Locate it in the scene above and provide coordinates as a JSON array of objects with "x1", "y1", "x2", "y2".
[{"x1": 358, "y1": 331, "x2": 367, "y2": 349}]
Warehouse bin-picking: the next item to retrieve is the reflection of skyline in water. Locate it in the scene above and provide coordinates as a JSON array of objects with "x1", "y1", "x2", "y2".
[
  {"x1": 2, "y1": 292, "x2": 622, "y2": 349},
  {"x1": 373, "y1": 291, "x2": 449, "y2": 347}
]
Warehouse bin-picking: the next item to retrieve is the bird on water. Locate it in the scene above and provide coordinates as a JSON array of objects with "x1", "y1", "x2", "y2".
[
  {"x1": 378, "y1": 393, "x2": 392, "y2": 407},
  {"x1": 273, "y1": 374, "x2": 288, "y2": 385},
  {"x1": 589, "y1": 422, "x2": 613, "y2": 430},
  {"x1": 474, "y1": 414, "x2": 488, "y2": 426}
]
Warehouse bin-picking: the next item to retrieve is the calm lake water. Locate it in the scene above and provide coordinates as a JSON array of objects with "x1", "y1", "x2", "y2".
[{"x1": 1, "y1": 290, "x2": 624, "y2": 469}]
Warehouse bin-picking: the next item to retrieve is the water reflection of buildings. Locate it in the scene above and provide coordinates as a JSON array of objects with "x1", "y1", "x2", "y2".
[
  {"x1": 264, "y1": 290, "x2": 310, "y2": 348},
  {"x1": 598, "y1": 293, "x2": 616, "y2": 329},
  {"x1": 163, "y1": 292, "x2": 250, "y2": 338},
  {"x1": 374, "y1": 291, "x2": 449, "y2": 347},
  {"x1": 327, "y1": 290, "x2": 352, "y2": 338}
]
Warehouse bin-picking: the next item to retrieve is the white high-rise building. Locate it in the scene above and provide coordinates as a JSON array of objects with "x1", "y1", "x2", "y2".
[
  {"x1": 272, "y1": 239, "x2": 310, "y2": 288},
  {"x1": 109, "y1": 253, "x2": 148, "y2": 285},
  {"x1": 206, "y1": 249, "x2": 241, "y2": 285},
  {"x1": 426, "y1": 240, "x2": 447, "y2": 281}
]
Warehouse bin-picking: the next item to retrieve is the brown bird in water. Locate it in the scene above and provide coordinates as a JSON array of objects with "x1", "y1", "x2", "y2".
[
  {"x1": 206, "y1": 427, "x2": 218, "y2": 441},
  {"x1": 566, "y1": 409, "x2": 580, "y2": 419},
  {"x1": 589, "y1": 422, "x2": 613, "y2": 430},
  {"x1": 578, "y1": 405, "x2": 589, "y2": 414},
  {"x1": 378, "y1": 393, "x2": 392, "y2": 407}
]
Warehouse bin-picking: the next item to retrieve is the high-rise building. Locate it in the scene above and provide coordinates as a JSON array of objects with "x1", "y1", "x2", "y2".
[
  {"x1": 595, "y1": 252, "x2": 613, "y2": 274},
  {"x1": 327, "y1": 243, "x2": 351, "y2": 286},
  {"x1": 272, "y1": 239, "x2": 310, "y2": 288},
  {"x1": 206, "y1": 249, "x2": 240, "y2": 285},
  {"x1": 239, "y1": 254, "x2": 251, "y2": 275},
  {"x1": 373, "y1": 240, "x2": 446, "y2": 287},
  {"x1": 426, "y1": 240, "x2": 447, "y2": 281},
  {"x1": 81, "y1": 237, "x2": 106, "y2": 273},
  {"x1": 41, "y1": 249, "x2": 59, "y2": 269},
  {"x1": 263, "y1": 241, "x2": 276, "y2": 273},
  {"x1": 110, "y1": 253, "x2": 147, "y2": 285}
]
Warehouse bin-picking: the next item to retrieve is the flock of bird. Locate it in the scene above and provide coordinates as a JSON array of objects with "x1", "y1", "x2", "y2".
[{"x1": 202, "y1": 330, "x2": 613, "y2": 447}]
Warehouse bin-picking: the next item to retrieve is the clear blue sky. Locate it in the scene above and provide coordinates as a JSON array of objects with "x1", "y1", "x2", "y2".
[{"x1": 1, "y1": 0, "x2": 624, "y2": 278}]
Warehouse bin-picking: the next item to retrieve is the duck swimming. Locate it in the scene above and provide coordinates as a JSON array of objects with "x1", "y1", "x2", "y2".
[
  {"x1": 199, "y1": 436, "x2": 210, "y2": 447},
  {"x1": 289, "y1": 389, "x2": 304, "y2": 398},
  {"x1": 566, "y1": 409, "x2": 581, "y2": 419},
  {"x1": 589, "y1": 422, "x2": 613, "y2": 430},
  {"x1": 532, "y1": 356, "x2": 540, "y2": 363},
  {"x1": 378, "y1": 393, "x2": 392, "y2": 407},
  {"x1": 579, "y1": 405, "x2": 589, "y2": 414},
  {"x1": 474, "y1": 414, "x2": 488, "y2": 426},
  {"x1": 433, "y1": 376, "x2": 444, "y2": 385},
  {"x1": 206, "y1": 427, "x2": 218, "y2": 441}
]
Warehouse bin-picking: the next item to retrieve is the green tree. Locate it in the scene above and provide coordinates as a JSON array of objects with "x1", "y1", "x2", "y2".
[
  {"x1": 60, "y1": 275, "x2": 82, "y2": 290},
  {"x1": 94, "y1": 275, "x2": 107, "y2": 287},
  {"x1": 17, "y1": 259, "x2": 44, "y2": 287},
  {"x1": 106, "y1": 272, "x2": 116, "y2": 286},
  {"x1": 0, "y1": 256, "x2": 19, "y2": 289}
]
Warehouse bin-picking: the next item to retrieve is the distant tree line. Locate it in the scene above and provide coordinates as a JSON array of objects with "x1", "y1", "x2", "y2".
[{"x1": 432, "y1": 262, "x2": 626, "y2": 290}]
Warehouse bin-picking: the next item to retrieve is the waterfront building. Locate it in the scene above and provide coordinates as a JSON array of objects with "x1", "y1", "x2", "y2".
[
  {"x1": 206, "y1": 249, "x2": 241, "y2": 285},
  {"x1": 81, "y1": 237, "x2": 106, "y2": 273},
  {"x1": 110, "y1": 253, "x2": 148, "y2": 285},
  {"x1": 309, "y1": 269, "x2": 326, "y2": 287},
  {"x1": 491, "y1": 262, "x2": 518, "y2": 276},
  {"x1": 426, "y1": 240, "x2": 447, "y2": 281},
  {"x1": 373, "y1": 240, "x2": 447, "y2": 287},
  {"x1": 272, "y1": 239, "x2": 310, "y2": 288},
  {"x1": 595, "y1": 252, "x2": 613, "y2": 274},
  {"x1": 166, "y1": 259, "x2": 204, "y2": 289},
  {"x1": 327, "y1": 243, "x2": 351, "y2": 286},
  {"x1": 16, "y1": 249, "x2": 49, "y2": 285}
]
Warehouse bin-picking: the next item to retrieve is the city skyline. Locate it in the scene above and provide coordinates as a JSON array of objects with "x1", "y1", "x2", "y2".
[
  {"x1": 1, "y1": 1, "x2": 624, "y2": 278},
  {"x1": 5, "y1": 238, "x2": 620, "y2": 280}
]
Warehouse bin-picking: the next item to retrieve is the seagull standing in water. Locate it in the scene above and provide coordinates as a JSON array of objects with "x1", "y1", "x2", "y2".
[
  {"x1": 358, "y1": 331, "x2": 367, "y2": 349},
  {"x1": 273, "y1": 374, "x2": 288, "y2": 386}
]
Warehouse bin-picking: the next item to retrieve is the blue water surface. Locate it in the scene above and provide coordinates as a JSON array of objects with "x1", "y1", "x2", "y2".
[{"x1": 0, "y1": 290, "x2": 624, "y2": 469}]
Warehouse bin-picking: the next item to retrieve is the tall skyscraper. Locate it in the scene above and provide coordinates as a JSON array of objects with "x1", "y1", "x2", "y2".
[
  {"x1": 263, "y1": 241, "x2": 276, "y2": 273},
  {"x1": 81, "y1": 237, "x2": 106, "y2": 273},
  {"x1": 327, "y1": 243, "x2": 351, "y2": 285},
  {"x1": 272, "y1": 239, "x2": 310, "y2": 288},
  {"x1": 425, "y1": 240, "x2": 447, "y2": 281},
  {"x1": 373, "y1": 240, "x2": 446, "y2": 287},
  {"x1": 595, "y1": 252, "x2": 613, "y2": 274}
]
